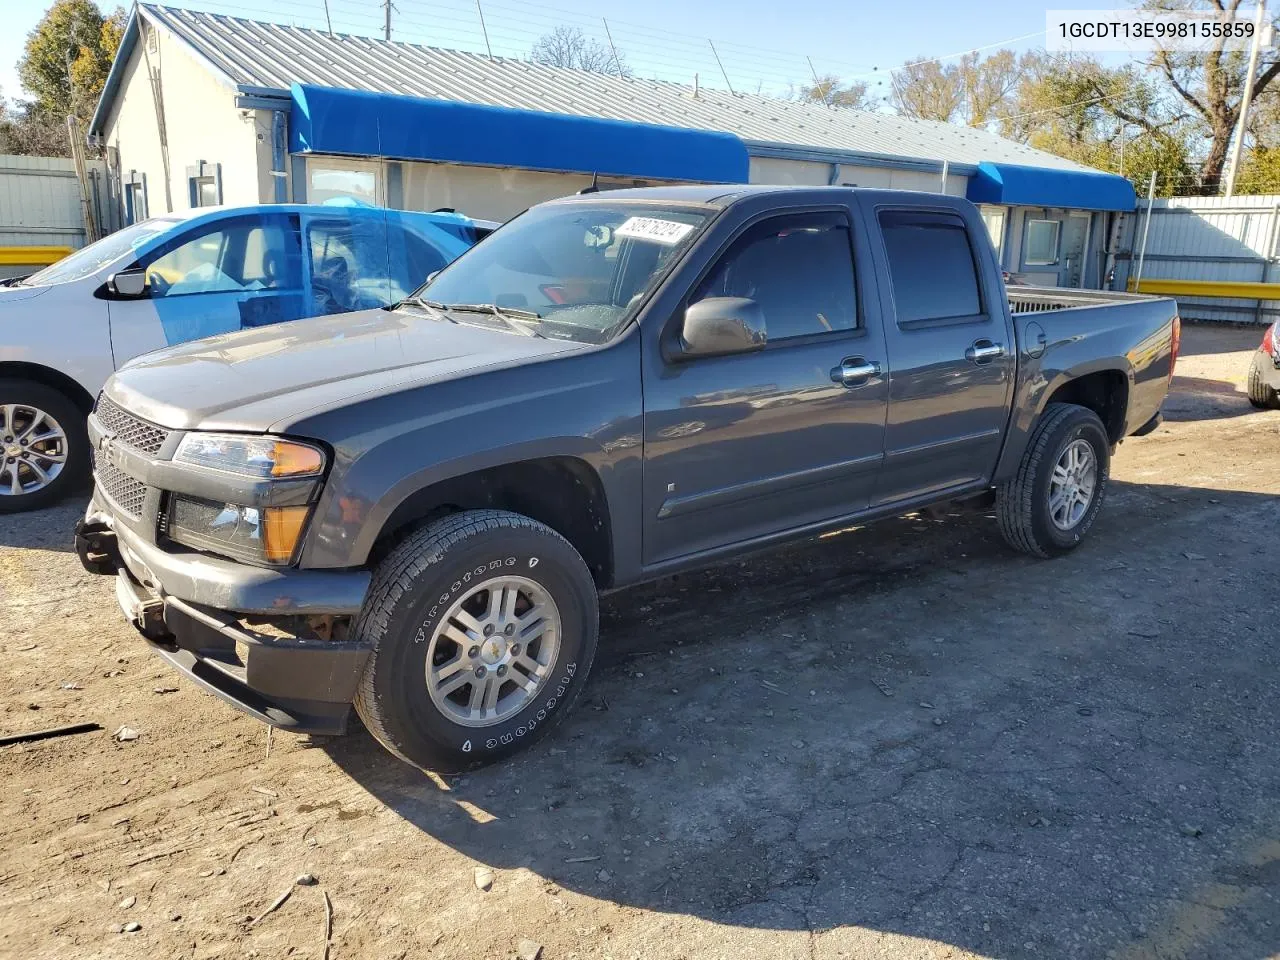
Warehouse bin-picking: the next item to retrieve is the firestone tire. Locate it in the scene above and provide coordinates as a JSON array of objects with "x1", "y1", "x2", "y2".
[
  {"x1": 996, "y1": 402, "x2": 1110, "y2": 559},
  {"x1": 353, "y1": 509, "x2": 599, "y2": 772}
]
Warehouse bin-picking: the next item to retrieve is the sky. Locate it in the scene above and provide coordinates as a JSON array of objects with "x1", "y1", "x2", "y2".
[{"x1": 2, "y1": 0, "x2": 1135, "y2": 109}]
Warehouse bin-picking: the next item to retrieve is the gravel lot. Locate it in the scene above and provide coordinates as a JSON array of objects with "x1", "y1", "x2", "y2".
[{"x1": 2, "y1": 323, "x2": 1278, "y2": 960}]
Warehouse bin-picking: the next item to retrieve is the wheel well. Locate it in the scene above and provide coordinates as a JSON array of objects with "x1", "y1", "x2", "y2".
[
  {"x1": 0, "y1": 362, "x2": 95, "y2": 414},
  {"x1": 371, "y1": 457, "x2": 614, "y2": 588},
  {"x1": 1045, "y1": 370, "x2": 1128, "y2": 444}
]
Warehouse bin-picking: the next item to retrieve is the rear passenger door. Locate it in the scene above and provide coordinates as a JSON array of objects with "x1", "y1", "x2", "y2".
[
  {"x1": 641, "y1": 209, "x2": 889, "y2": 565},
  {"x1": 865, "y1": 202, "x2": 1015, "y2": 507}
]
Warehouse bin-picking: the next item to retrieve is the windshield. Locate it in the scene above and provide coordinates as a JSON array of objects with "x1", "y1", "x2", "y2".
[
  {"x1": 24, "y1": 218, "x2": 181, "y2": 286},
  {"x1": 414, "y1": 202, "x2": 711, "y2": 343}
]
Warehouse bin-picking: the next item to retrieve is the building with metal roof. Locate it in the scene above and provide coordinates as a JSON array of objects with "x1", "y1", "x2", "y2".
[{"x1": 89, "y1": 3, "x2": 1137, "y2": 288}]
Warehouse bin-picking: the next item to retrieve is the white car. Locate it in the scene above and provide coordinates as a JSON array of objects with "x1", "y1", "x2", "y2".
[{"x1": 0, "y1": 202, "x2": 483, "y2": 512}]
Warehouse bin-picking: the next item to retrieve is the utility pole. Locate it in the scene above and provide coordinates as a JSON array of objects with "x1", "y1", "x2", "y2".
[
  {"x1": 1135, "y1": 171, "x2": 1158, "y2": 291},
  {"x1": 383, "y1": 0, "x2": 391, "y2": 41},
  {"x1": 1225, "y1": 0, "x2": 1267, "y2": 197}
]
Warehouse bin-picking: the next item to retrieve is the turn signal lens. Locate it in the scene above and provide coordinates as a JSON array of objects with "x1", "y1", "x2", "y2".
[
  {"x1": 263, "y1": 505, "x2": 310, "y2": 564},
  {"x1": 168, "y1": 497, "x2": 312, "y2": 566},
  {"x1": 270, "y1": 443, "x2": 325, "y2": 477}
]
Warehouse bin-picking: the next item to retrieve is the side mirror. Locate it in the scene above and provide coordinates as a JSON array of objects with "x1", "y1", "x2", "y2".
[
  {"x1": 677, "y1": 297, "x2": 767, "y2": 359},
  {"x1": 108, "y1": 268, "x2": 148, "y2": 299}
]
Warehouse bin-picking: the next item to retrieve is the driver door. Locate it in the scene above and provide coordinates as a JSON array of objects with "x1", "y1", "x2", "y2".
[{"x1": 109, "y1": 213, "x2": 306, "y2": 363}]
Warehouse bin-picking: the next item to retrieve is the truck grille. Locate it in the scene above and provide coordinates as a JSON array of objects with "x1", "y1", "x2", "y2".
[
  {"x1": 94, "y1": 395, "x2": 170, "y2": 456},
  {"x1": 94, "y1": 458, "x2": 148, "y2": 519}
]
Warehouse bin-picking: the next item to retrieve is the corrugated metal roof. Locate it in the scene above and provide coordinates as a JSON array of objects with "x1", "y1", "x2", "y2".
[{"x1": 126, "y1": 3, "x2": 1092, "y2": 174}]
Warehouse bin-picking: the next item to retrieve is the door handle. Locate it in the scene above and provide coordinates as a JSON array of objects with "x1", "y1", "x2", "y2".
[
  {"x1": 965, "y1": 340, "x2": 1005, "y2": 363},
  {"x1": 831, "y1": 357, "x2": 881, "y2": 387}
]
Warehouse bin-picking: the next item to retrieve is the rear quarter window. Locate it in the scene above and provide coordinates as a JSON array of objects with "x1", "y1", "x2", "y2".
[{"x1": 878, "y1": 210, "x2": 983, "y2": 324}]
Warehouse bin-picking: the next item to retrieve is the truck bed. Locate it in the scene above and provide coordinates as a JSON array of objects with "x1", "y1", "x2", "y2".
[{"x1": 1008, "y1": 287, "x2": 1162, "y2": 314}]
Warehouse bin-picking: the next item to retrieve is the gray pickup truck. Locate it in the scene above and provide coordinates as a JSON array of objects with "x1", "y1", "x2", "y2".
[{"x1": 75, "y1": 186, "x2": 1179, "y2": 770}]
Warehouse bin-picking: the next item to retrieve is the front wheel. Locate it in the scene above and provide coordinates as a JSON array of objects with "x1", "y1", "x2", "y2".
[
  {"x1": 996, "y1": 402, "x2": 1110, "y2": 558},
  {"x1": 0, "y1": 379, "x2": 89, "y2": 514},
  {"x1": 353, "y1": 509, "x2": 599, "y2": 771}
]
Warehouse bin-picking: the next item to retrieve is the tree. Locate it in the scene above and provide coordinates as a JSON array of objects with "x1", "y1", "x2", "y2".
[
  {"x1": 531, "y1": 26, "x2": 631, "y2": 78},
  {"x1": 18, "y1": 0, "x2": 125, "y2": 122},
  {"x1": 1141, "y1": 0, "x2": 1280, "y2": 189},
  {"x1": 797, "y1": 74, "x2": 873, "y2": 110},
  {"x1": 0, "y1": 87, "x2": 75, "y2": 157},
  {"x1": 889, "y1": 50, "x2": 1027, "y2": 127},
  {"x1": 890, "y1": 59, "x2": 964, "y2": 122},
  {"x1": 1234, "y1": 146, "x2": 1280, "y2": 193},
  {"x1": 1003, "y1": 54, "x2": 1195, "y2": 196}
]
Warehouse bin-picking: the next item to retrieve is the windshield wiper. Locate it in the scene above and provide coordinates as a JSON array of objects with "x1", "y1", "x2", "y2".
[
  {"x1": 390, "y1": 294, "x2": 449, "y2": 312},
  {"x1": 444, "y1": 303, "x2": 545, "y2": 336}
]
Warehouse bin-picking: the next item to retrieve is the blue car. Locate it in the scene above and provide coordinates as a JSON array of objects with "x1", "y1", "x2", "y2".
[{"x1": 0, "y1": 200, "x2": 485, "y2": 511}]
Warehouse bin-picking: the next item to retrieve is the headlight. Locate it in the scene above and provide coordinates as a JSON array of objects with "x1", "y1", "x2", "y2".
[
  {"x1": 174, "y1": 433, "x2": 326, "y2": 479},
  {"x1": 168, "y1": 497, "x2": 311, "y2": 565}
]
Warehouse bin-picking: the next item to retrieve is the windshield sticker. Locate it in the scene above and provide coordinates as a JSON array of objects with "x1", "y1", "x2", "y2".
[{"x1": 615, "y1": 217, "x2": 696, "y2": 245}]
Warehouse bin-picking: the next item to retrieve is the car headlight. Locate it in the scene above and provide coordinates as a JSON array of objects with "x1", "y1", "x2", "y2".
[
  {"x1": 168, "y1": 498, "x2": 312, "y2": 565},
  {"x1": 174, "y1": 433, "x2": 325, "y2": 479},
  {"x1": 168, "y1": 433, "x2": 326, "y2": 565}
]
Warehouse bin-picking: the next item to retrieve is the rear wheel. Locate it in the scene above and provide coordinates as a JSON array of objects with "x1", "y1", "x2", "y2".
[
  {"x1": 0, "y1": 380, "x2": 89, "y2": 514},
  {"x1": 353, "y1": 509, "x2": 599, "y2": 771},
  {"x1": 996, "y1": 402, "x2": 1110, "y2": 558},
  {"x1": 1247, "y1": 363, "x2": 1279, "y2": 409}
]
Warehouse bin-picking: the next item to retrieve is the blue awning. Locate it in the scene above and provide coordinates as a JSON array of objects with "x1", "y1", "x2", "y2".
[
  {"x1": 966, "y1": 161, "x2": 1136, "y2": 212},
  {"x1": 289, "y1": 84, "x2": 750, "y2": 184}
]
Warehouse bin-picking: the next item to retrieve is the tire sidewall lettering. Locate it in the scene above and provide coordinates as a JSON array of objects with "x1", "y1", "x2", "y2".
[{"x1": 470, "y1": 662, "x2": 577, "y2": 751}]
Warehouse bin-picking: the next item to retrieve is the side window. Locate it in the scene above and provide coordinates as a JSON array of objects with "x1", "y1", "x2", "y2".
[
  {"x1": 307, "y1": 219, "x2": 392, "y2": 313},
  {"x1": 690, "y1": 213, "x2": 857, "y2": 341},
  {"x1": 145, "y1": 216, "x2": 301, "y2": 298},
  {"x1": 1025, "y1": 219, "x2": 1061, "y2": 265},
  {"x1": 396, "y1": 232, "x2": 449, "y2": 298},
  {"x1": 878, "y1": 210, "x2": 982, "y2": 324}
]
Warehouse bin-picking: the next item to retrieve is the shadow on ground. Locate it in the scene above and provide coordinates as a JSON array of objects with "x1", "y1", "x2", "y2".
[
  {"x1": 1176, "y1": 321, "x2": 1265, "y2": 357},
  {"x1": 1163, "y1": 374, "x2": 1259, "y2": 422},
  {"x1": 0, "y1": 497, "x2": 84, "y2": 552},
  {"x1": 324, "y1": 480, "x2": 1280, "y2": 959}
]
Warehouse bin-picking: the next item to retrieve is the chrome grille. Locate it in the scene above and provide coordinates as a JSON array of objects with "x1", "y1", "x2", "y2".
[
  {"x1": 94, "y1": 395, "x2": 169, "y2": 456},
  {"x1": 94, "y1": 458, "x2": 147, "y2": 518}
]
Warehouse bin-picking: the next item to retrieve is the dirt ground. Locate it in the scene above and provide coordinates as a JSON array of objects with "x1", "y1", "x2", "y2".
[{"x1": 2, "y1": 323, "x2": 1279, "y2": 960}]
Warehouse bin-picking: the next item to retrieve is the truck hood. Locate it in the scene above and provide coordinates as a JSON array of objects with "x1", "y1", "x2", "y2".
[{"x1": 105, "y1": 308, "x2": 585, "y2": 432}]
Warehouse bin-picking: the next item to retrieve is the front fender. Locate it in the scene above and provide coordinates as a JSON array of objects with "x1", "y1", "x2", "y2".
[{"x1": 294, "y1": 337, "x2": 644, "y2": 572}]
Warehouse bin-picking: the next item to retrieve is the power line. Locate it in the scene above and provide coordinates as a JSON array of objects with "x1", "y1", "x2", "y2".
[{"x1": 176, "y1": 0, "x2": 1055, "y2": 101}]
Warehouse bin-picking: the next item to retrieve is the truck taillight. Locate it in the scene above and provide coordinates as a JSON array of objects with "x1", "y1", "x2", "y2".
[{"x1": 1170, "y1": 315, "x2": 1181, "y2": 380}]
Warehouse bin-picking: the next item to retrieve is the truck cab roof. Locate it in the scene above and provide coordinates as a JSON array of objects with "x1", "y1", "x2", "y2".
[{"x1": 548, "y1": 183, "x2": 949, "y2": 208}]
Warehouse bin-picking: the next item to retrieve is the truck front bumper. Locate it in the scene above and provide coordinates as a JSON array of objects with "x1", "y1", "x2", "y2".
[{"x1": 75, "y1": 503, "x2": 372, "y2": 735}]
